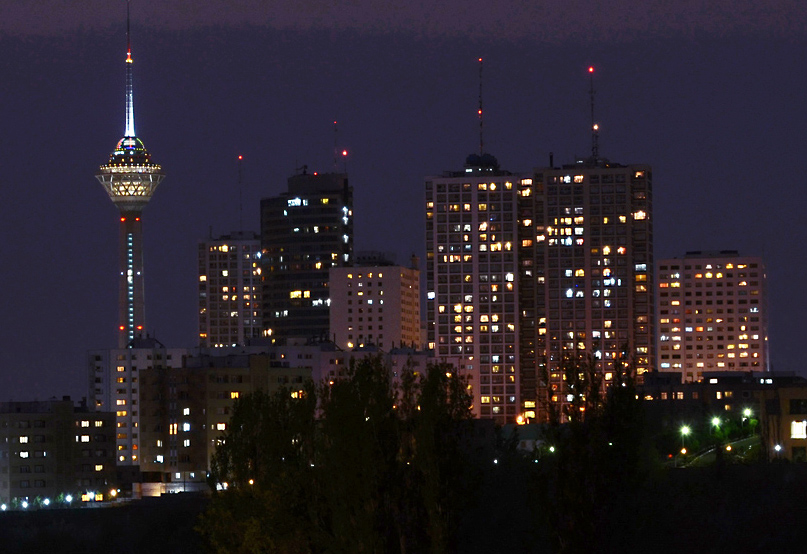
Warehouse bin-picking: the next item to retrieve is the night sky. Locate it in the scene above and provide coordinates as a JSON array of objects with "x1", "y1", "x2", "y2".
[{"x1": 0, "y1": 1, "x2": 805, "y2": 400}]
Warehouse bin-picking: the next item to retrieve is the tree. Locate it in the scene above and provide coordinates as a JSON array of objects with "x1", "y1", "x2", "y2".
[
  {"x1": 532, "y1": 355, "x2": 653, "y2": 553},
  {"x1": 198, "y1": 357, "x2": 476, "y2": 554}
]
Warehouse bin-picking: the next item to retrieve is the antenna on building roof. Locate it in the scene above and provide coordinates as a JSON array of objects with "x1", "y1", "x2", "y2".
[
  {"x1": 478, "y1": 57, "x2": 484, "y2": 156},
  {"x1": 588, "y1": 66, "x2": 599, "y2": 160},
  {"x1": 237, "y1": 155, "x2": 244, "y2": 232},
  {"x1": 333, "y1": 120, "x2": 338, "y2": 171}
]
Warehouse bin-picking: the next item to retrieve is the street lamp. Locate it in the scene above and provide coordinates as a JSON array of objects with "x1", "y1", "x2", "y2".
[{"x1": 677, "y1": 425, "x2": 691, "y2": 467}]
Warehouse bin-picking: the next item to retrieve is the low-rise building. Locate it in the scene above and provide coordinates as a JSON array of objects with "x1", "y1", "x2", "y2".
[{"x1": 0, "y1": 398, "x2": 116, "y2": 505}]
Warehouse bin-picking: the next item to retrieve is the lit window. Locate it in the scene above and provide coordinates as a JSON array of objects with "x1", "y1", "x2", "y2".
[
  {"x1": 216, "y1": 423, "x2": 227, "y2": 431},
  {"x1": 791, "y1": 421, "x2": 807, "y2": 439}
]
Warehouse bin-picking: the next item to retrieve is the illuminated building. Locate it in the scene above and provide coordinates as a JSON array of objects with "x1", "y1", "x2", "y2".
[
  {"x1": 329, "y1": 253, "x2": 421, "y2": 350},
  {"x1": 0, "y1": 398, "x2": 116, "y2": 505},
  {"x1": 260, "y1": 170, "x2": 353, "y2": 342},
  {"x1": 656, "y1": 251, "x2": 768, "y2": 382},
  {"x1": 88, "y1": 339, "x2": 187, "y2": 468},
  {"x1": 198, "y1": 231, "x2": 262, "y2": 347},
  {"x1": 96, "y1": 10, "x2": 165, "y2": 348},
  {"x1": 425, "y1": 154, "x2": 525, "y2": 424},
  {"x1": 517, "y1": 157, "x2": 654, "y2": 420}
]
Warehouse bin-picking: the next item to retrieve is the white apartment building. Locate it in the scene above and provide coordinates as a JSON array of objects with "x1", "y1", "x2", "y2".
[
  {"x1": 657, "y1": 251, "x2": 768, "y2": 382},
  {"x1": 425, "y1": 154, "x2": 523, "y2": 425},
  {"x1": 198, "y1": 231, "x2": 262, "y2": 347},
  {"x1": 329, "y1": 256, "x2": 421, "y2": 351}
]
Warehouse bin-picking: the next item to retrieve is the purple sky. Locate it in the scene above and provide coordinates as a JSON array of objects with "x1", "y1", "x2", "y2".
[
  {"x1": 3, "y1": 0, "x2": 806, "y2": 40},
  {"x1": 0, "y1": 1, "x2": 805, "y2": 400}
]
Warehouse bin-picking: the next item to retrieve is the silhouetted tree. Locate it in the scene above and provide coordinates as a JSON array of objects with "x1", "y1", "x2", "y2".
[{"x1": 198, "y1": 356, "x2": 475, "y2": 554}]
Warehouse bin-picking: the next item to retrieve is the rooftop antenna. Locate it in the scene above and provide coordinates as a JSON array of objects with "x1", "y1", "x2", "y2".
[
  {"x1": 333, "y1": 120, "x2": 338, "y2": 171},
  {"x1": 124, "y1": 0, "x2": 135, "y2": 138},
  {"x1": 478, "y1": 57, "x2": 484, "y2": 156},
  {"x1": 237, "y1": 155, "x2": 244, "y2": 232},
  {"x1": 588, "y1": 65, "x2": 599, "y2": 160}
]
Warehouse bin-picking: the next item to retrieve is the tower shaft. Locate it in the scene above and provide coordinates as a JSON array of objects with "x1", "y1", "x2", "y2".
[{"x1": 118, "y1": 213, "x2": 146, "y2": 348}]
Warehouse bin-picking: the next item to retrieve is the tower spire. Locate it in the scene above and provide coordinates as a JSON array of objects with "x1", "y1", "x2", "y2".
[
  {"x1": 588, "y1": 66, "x2": 599, "y2": 160},
  {"x1": 478, "y1": 57, "x2": 484, "y2": 156},
  {"x1": 125, "y1": 0, "x2": 135, "y2": 138}
]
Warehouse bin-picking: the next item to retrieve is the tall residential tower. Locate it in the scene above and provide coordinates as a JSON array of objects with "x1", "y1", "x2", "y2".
[
  {"x1": 96, "y1": 9, "x2": 165, "y2": 348},
  {"x1": 517, "y1": 157, "x2": 654, "y2": 420},
  {"x1": 198, "y1": 231, "x2": 262, "y2": 347},
  {"x1": 425, "y1": 154, "x2": 525, "y2": 424}
]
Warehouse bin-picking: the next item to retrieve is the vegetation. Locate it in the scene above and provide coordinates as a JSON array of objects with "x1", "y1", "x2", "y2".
[
  {"x1": 198, "y1": 356, "x2": 478, "y2": 554},
  {"x1": 199, "y1": 354, "x2": 777, "y2": 554}
]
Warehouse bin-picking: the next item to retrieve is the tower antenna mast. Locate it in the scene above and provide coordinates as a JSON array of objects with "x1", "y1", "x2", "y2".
[
  {"x1": 589, "y1": 66, "x2": 599, "y2": 160},
  {"x1": 238, "y1": 155, "x2": 244, "y2": 233},
  {"x1": 333, "y1": 120, "x2": 338, "y2": 171},
  {"x1": 125, "y1": 0, "x2": 135, "y2": 138},
  {"x1": 478, "y1": 57, "x2": 484, "y2": 157}
]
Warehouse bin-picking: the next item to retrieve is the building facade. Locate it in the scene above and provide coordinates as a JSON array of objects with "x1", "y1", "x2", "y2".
[
  {"x1": 198, "y1": 231, "x2": 262, "y2": 347},
  {"x1": 656, "y1": 251, "x2": 768, "y2": 382},
  {"x1": 88, "y1": 338, "x2": 187, "y2": 467},
  {"x1": 517, "y1": 157, "x2": 654, "y2": 420},
  {"x1": 329, "y1": 255, "x2": 421, "y2": 350},
  {"x1": 425, "y1": 154, "x2": 523, "y2": 425},
  {"x1": 0, "y1": 399, "x2": 116, "y2": 505},
  {"x1": 260, "y1": 171, "x2": 353, "y2": 342}
]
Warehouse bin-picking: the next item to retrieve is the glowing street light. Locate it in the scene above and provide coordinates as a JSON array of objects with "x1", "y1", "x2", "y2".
[{"x1": 711, "y1": 417, "x2": 721, "y2": 427}]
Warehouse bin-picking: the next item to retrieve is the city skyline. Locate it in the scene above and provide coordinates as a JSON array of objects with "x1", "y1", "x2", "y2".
[{"x1": 0, "y1": 3, "x2": 806, "y2": 399}]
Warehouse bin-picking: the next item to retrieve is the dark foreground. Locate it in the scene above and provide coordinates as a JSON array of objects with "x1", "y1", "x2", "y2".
[
  {"x1": 2, "y1": 464, "x2": 807, "y2": 554},
  {"x1": 0, "y1": 493, "x2": 207, "y2": 554}
]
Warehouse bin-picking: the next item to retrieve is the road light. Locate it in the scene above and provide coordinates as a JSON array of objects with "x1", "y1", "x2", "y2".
[
  {"x1": 678, "y1": 425, "x2": 691, "y2": 467},
  {"x1": 711, "y1": 417, "x2": 721, "y2": 427},
  {"x1": 743, "y1": 408, "x2": 752, "y2": 418}
]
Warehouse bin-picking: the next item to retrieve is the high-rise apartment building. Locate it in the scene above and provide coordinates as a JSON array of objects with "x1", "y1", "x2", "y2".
[
  {"x1": 425, "y1": 154, "x2": 524, "y2": 425},
  {"x1": 656, "y1": 251, "x2": 768, "y2": 382},
  {"x1": 329, "y1": 254, "x2": 421, "y2": 350},
  {"x1": 260, "y1": 171, "x2": 353, "y2": 342},
  {"x1": 95, "y1": 10, "x2": 164, "y2": 348},
  {"x1": 517, "y1": 157, "x2": 654, "y2": 420},
  {"x1": 198, "y1": 231, "x2": 262, "y2": 347},
  {"x1": 88, "y1": 338, "x2": 187, "y2": 467}
]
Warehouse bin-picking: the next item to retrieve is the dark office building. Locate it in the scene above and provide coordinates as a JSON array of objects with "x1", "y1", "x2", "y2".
[{"x1": 260, "y1": 171, "x2": 353, "y2": 342}]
